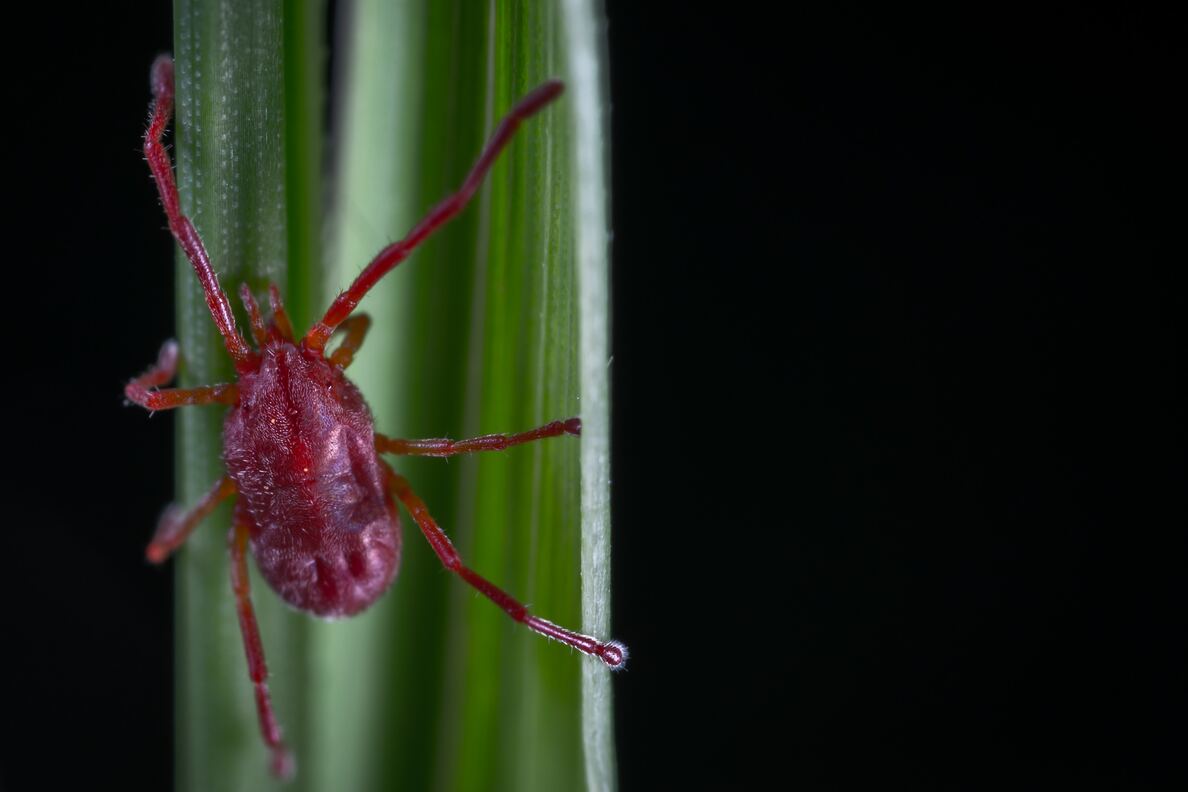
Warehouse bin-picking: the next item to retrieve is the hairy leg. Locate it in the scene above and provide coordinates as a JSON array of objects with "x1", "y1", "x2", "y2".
[
  {"x1": 125, "y1": 340, "x2": 238, "y2": 411},
  {"x1": 328, "y1": 314, "x2": 372, "y2": 369},
  {"x1": 304, "y1": 81, "x2": 565, "y2": 351},
  {"x1": 229, "y1": 513, "x2": 294, "y2": 779},
  {"x1": 268, "y1": 283, "x2": 295, "y2": 342},
  {"x1": 126, "y1": 339, "x2": 179, "y2": 391},
  {"x1": 126, "y1": 382, "x2": 238, "y2": 412},
  {"x1": 239, "y1": 284, "x2": 268, "y2": 347},
  {"x1": 384, "y1": 463, "x2": 626, "y2": 668},
  {"x1": 375, "y1": 417, "x2": 580, "y2": 457},
  {"x1": 144, "y1": 56, "x2": 254, "y2": 370},
  {"x1": 145, "y1": 476, "x2": 237, "y2": 563}
]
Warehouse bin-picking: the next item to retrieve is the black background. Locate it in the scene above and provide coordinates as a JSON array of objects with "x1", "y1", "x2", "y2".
[{"x1": 2, "y1": 2, "x2": 1182, "y2": 790}]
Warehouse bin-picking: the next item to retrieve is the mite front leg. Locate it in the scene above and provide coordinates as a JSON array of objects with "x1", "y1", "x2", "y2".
[
  {"x1": 375, "y1": 418, "x2": 580, "y2": 457},
  {"x1": 146, "y1": 475, "x2": 236, "y2": 563},
  {"x1": 384, "y1": 463, "x2": 627, "y2": 669},
  {"x1": 229, "y1": 513, "x2": 294, "y2": 779},
  {"x1": 303, "y1": 81, "x2": 565, "y2": 352},
  {"x1": 144, "y1": 56, "x2": 254, "y2": 371},
  {"x1": 125, "y1": 339, "x2": 239, "y2": 411},
  {"x1": 238, "y1": 284, "x2": 268, "y2": 347},
  {"x1": 328, "y1": 313, "x2": 372, "y2": 369},
  {"x1": 267, "y1": 284, "x2": 295, "y2": 342},
  {"x1": 127, "y1": 339, "x2": 179, "y2": 390},
  {"x1": 126, "y1": 382, "x2": 238, "y2": 412}
]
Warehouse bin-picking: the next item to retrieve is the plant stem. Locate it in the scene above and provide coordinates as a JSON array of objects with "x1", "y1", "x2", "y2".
[
  {"x1": 172, "y1": 2, "x2": 323, "y2": 789},
  {"x1": 171, "y1": 1, "x2": 615, "y2": 789}
]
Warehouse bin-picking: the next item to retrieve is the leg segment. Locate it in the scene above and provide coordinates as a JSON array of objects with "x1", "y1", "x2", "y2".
[
  {"x1": 127, "y1": 339, "x2": 179, "y2": 391},
  {"x1": 124, "y1": 339, "x2": 239, "y2": 410},
  {"x1": 328, "y1": 314, "x2": 372, "y2": 369},
  {"x1": 303, "y1": 81, "x2": 566, "y2": 352},
  {"x1": 268, "y1": 283, "x2": 295, "y2": 342},
  {"x1": 239, "y1": 284, "x2": 268, "y2": 346},
  {"x1": 384, "y1": 464, "x2": 626, "y2": 669},
  {"x1": 376, "y1": 417, "x2": 580, "y2": 458},
  {"x1": 146, "y1": 475, "x2": 236, "y2": 563},
  {"x1": 126, "y1": 382, "x2": 238, "y2": 412},
  {"x1": 145, "y1": 56, "x2": 254, "y2": 371},
  {"x1": 229, "y1": 515, "x2": 295, "y2": 779}
]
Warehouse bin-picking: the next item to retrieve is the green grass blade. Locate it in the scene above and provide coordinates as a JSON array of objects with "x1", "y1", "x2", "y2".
[
  {"x1": 324, "y1": 2, "x2": 617, "y2": 791},
  {"x1": 171, "y1": 1, "x2": 614, "y2": 789},
  {"x1": 312, "y1": 2, "x2": 432, "y2": 789},
  {"x1": 560, "y1": 2, "x2": 618, "y2": 790},
  {"x1": 172, "y1": 1, "x2": 323, "y2": 790}
]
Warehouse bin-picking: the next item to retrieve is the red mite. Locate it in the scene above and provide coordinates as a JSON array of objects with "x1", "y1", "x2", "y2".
[{"x1": 128, "y1": 55, "x2": 626, "y2": 778}]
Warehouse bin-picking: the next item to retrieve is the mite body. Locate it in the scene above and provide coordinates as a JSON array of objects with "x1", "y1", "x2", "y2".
[
  {"x1": 127, "y1": 55, "x2": 625, "y2": 779},
  {"x1": 224, "y1": 342, "x2": 399, "y2": 618}
]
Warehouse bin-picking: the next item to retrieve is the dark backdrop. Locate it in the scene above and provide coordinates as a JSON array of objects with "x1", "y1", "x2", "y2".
[{"x1": 2, "y1": 3, "x2": 1181, "y2": 790}]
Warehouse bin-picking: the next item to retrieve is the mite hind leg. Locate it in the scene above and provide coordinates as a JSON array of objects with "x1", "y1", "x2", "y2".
[
  {"x1": 125, "y1": 339, "x2": 239, "y2": 411},
  {"x1": 229, "y1": 509, "x2": 294, "y2": 779},
  {"x1": 383, "y1": 463, "x2": 626, "y2": 668},
  {"x1": 375, "y1": 417, "x2": 580, "y2": 457},
  {"x1": 145, "y1": 475, "x2": 237, "y2": 563}
]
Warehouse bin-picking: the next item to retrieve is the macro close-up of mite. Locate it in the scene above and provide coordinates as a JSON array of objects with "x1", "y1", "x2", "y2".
[
  {"x1": 4, "y1": 4, "x2": 1180, "y2": 791},
  {"x1": 126, "y1": 54, "x2": 625, "y2": 778}
]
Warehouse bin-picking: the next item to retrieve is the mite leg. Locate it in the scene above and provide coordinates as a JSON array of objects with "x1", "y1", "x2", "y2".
[
  {"x1": 127, "y1": 339, "x2": 179, "y2": 391},
  {"x1": 375, "y1": 418, "x2": 580, "y2": 458},
  {"x1": 267, "y1": 283, "x2": 296, "y2": 342},
  {"x1": 124, "y1": 340, "x2": 239, "y2": 411},
  {"x1": 239, "y1": 285, "x2": 268, "y2": 347},
  {"x1": 304, "y1": 80, "x2": 566, "y2": 352},
  {"x1": 229, "y1": 515, "x2": 295, "y2": 780},
  {"x1": 146, "y1": 476, "x2": 236, "y2": 563},
  {"x1": 126, "y1": 382, "x2": 238, "y2": 412},
  {"x1": 328, "y1": 314, "x2": 372, "y2": 369},
  {"x1": 385, "y1": 464, "x2": 627, "y2": 669},
  {"x1": 144, "y1": 56, "x2": 254, "y2": 371}
]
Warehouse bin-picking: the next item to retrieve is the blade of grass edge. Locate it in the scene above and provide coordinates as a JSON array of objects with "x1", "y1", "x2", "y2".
[{"x1": 560, "y1": 1, "x2": 619, "y2": 791}]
